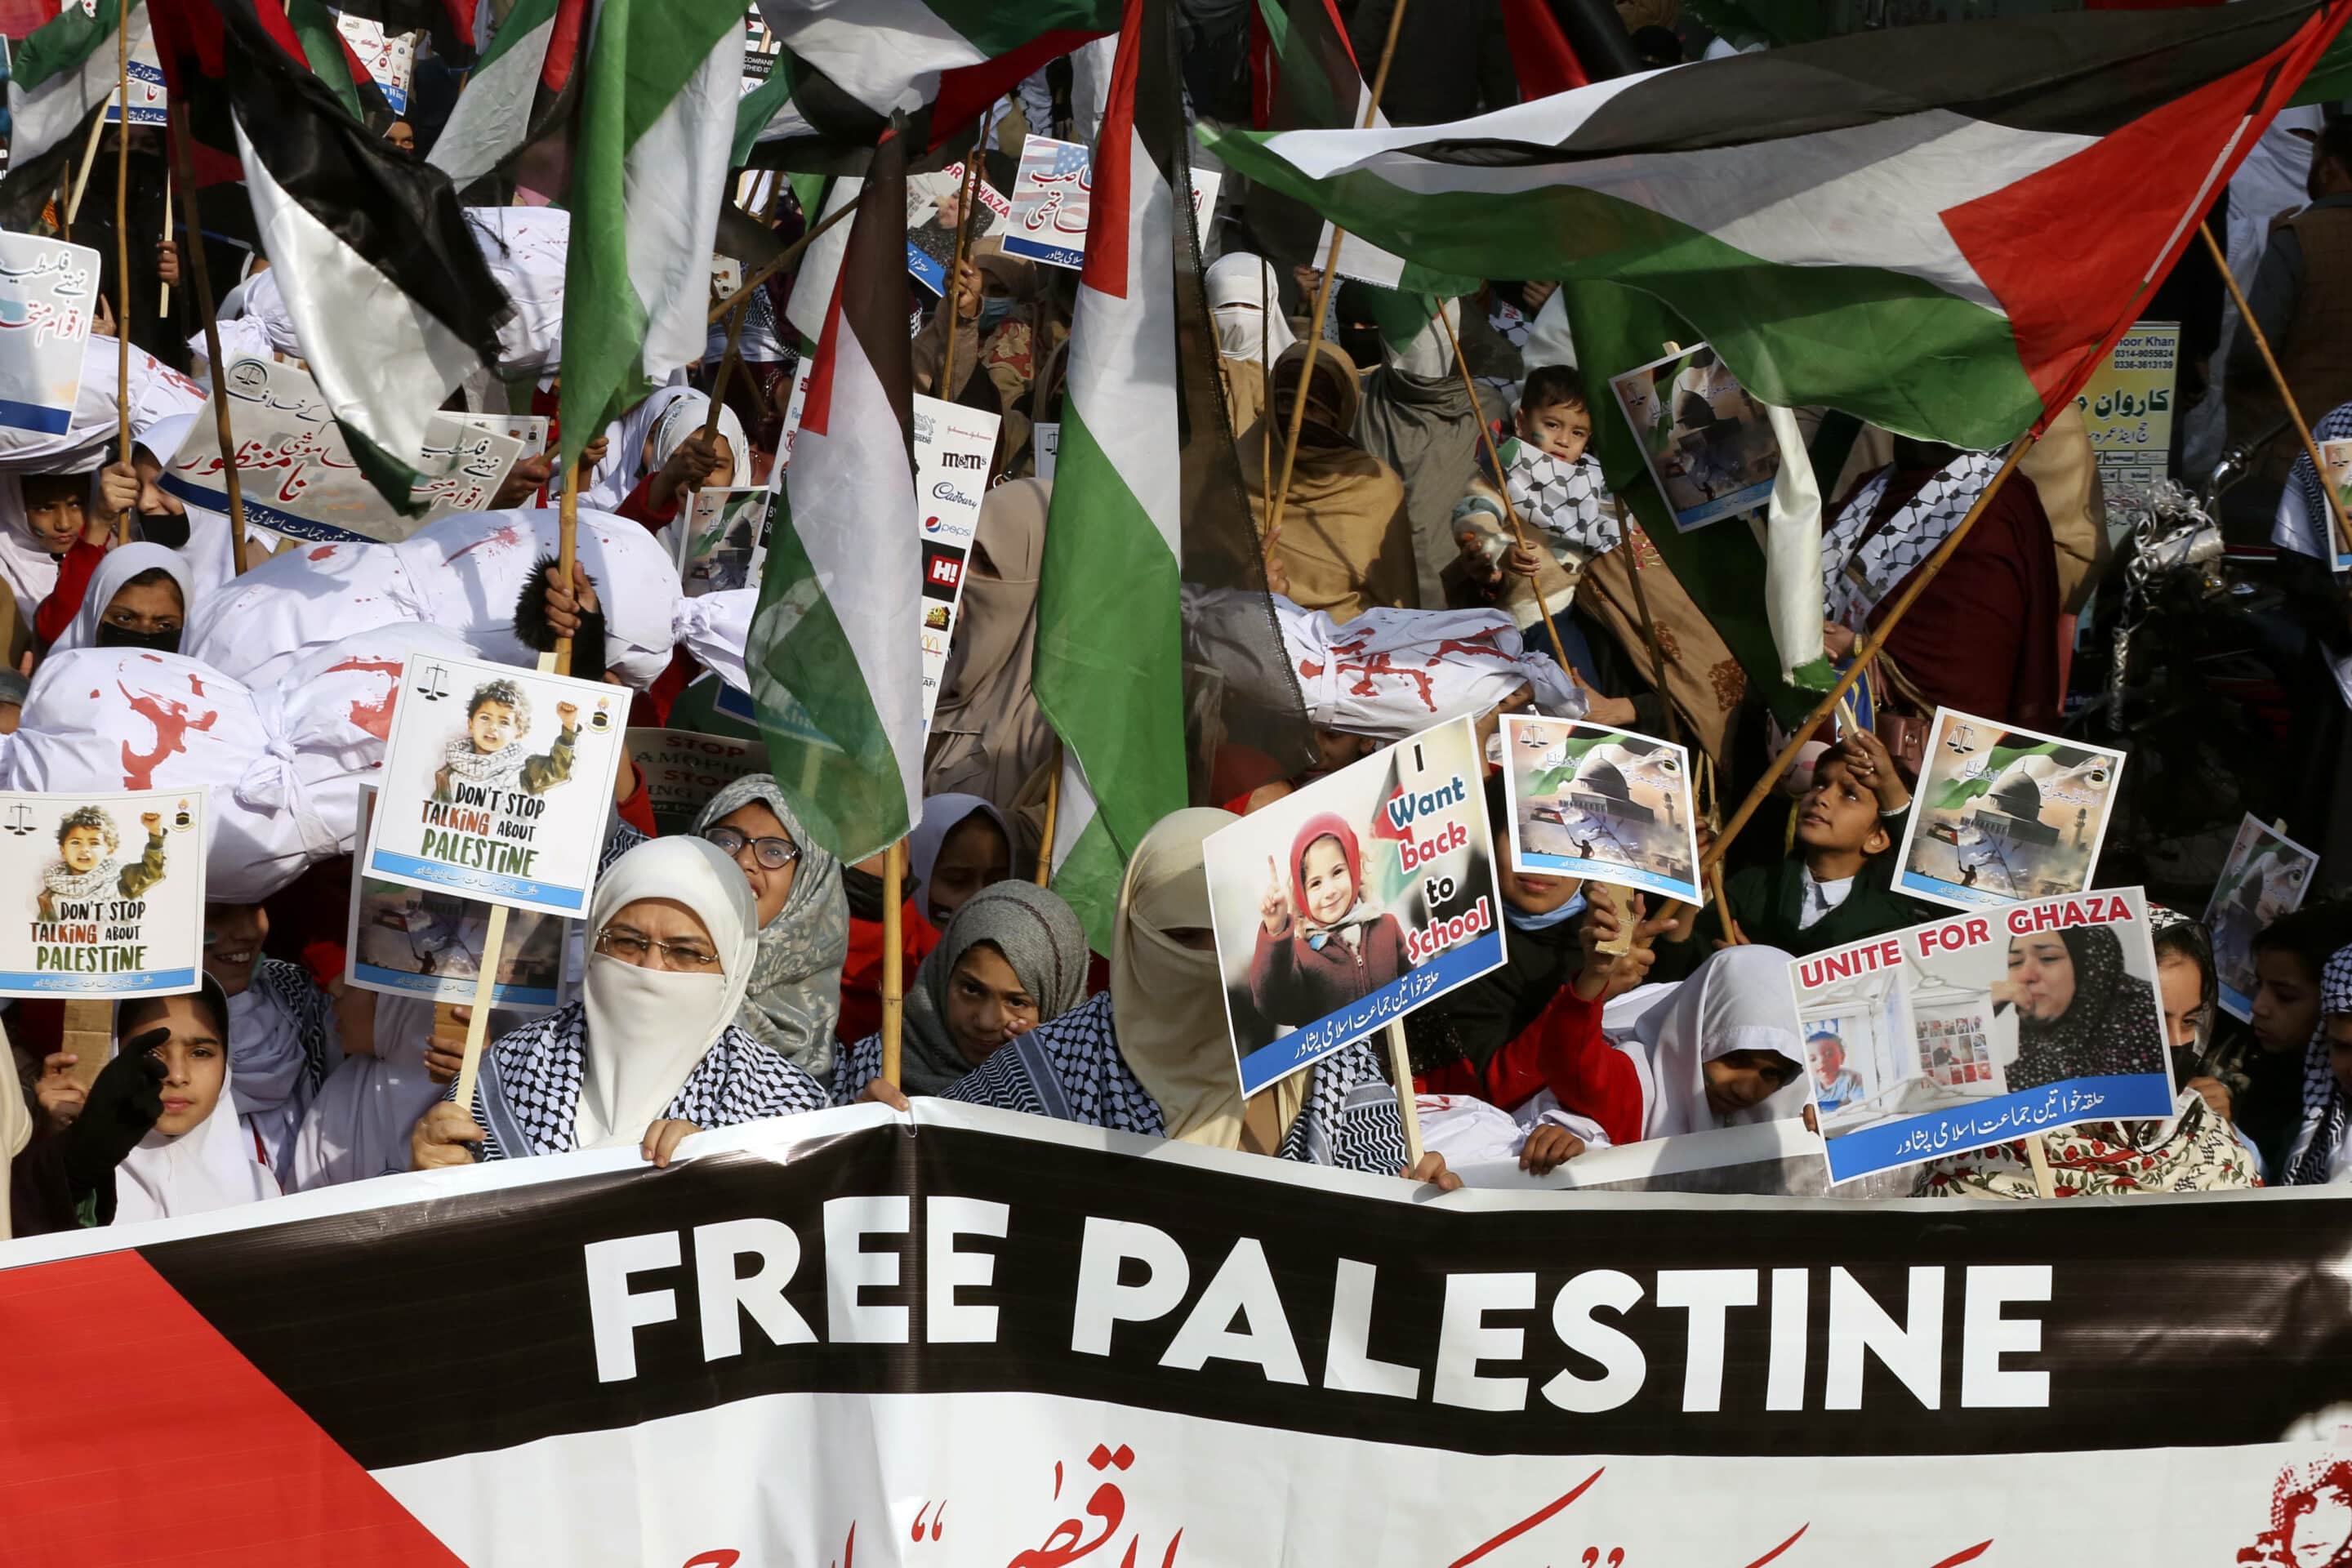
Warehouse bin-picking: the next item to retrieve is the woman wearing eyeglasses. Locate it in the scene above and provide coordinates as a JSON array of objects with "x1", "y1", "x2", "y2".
[
  {"x1": 408, "y1": 836, "x2": 831, "y2": 1172},
  {"x1": 689, "y1": 775, "x2": 849, "y2": 1079}
]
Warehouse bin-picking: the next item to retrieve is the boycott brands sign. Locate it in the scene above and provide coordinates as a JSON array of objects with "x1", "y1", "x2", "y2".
[{"x1": 3, "y1": 1100, "x2": 2350, "y2": 1564}]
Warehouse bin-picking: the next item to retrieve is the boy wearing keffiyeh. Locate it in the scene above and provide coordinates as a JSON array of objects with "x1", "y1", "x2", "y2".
[{"x1": 433, "y1": 679, "x2": 577, "y2": 803}]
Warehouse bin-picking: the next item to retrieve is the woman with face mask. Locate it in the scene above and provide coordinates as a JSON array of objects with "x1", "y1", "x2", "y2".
[
  {"x1": 409, "y1": 836, "x2": 831, "y2": 1169},
  {"x1": 47, "y1": 542, "x2": 194, "y2": 655},
  {"x1": 1237, "y1": 340, "x2": 1416, "y2": 622}
]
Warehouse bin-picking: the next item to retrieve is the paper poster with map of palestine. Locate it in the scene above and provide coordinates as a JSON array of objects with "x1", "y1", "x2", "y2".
[
  {"x1": 363, "y1": 652, "x2": 626, "y2": 917},
  {"x1": 1890, "y1": 708, "x2": 2127, "y2": 913},
  {"x1": 0, "y1": 789, "x2": 206, "y2": 998}
]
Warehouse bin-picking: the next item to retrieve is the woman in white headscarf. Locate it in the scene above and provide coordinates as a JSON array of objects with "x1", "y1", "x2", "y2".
[
  {"x1": 869, "y1": 808, "x2": 1452, "y2": 1182},
  {"x1": 1205, "y1": 252, "x2": 1294, "y2": 436},
  {"x1": 105, "y1": 978, "x2": 282, "y2": 1224},
  {"x1": 49, "y1": 541, "x2": 194, "y2": 656},
  {"x1": 410, "y1": 836, "x2": 831, "y2": 1169},
  {"x1": 577, "y1": 385, "x2": 750, "y2": 521}
]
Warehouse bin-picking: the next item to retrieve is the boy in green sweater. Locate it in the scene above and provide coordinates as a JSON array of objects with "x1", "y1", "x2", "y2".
[{"x1": 1675, "y1": 729, "x2": 1927, "y2": 962}]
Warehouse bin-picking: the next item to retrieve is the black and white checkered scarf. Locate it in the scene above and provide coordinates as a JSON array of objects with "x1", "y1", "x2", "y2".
[
  {"x1": 2288, "y1": 945, "x2": 2352, "y2": 1185},
  {"x1": 1822, "y1": 450, "x2": 2006, "y2": 626}
]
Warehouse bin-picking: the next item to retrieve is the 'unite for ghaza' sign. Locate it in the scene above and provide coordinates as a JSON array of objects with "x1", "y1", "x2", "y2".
[{"x1": 0, "y1": 790, "x2": 207, "y2": 996}]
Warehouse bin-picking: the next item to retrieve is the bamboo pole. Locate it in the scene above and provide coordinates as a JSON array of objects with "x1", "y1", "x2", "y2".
[
  {"x1": 111, "y1": 9, "x2": 131, "y2": 544},
  {"x1": 881, "y1": 839, "x2": 907, "y2": 1089},
  {"x1": 934, "y1": 154, "x2": 985, "y2": 401},
  {"x1": 553, "y1": 461, "x2": 579, "y2": 677},
  {"x1": 64, "y1": 109, "x2": 109, "y2": 229},
  {"x1": 1385, "y1": 1018, "x2": 1425, "y2": 1168},
  {"x1": 2201, "y1": 220, "x2": 2352, "y2": 559},
  {"x1": 1434, "y1": 303, "x2": 1575, "y2": 670},
  {"x1": 1262, "y1": 0, "x2": 1410, "y2": 544},
  {"x1": 702, "y1": 293, "x2": 751, "y2": 442},
  {"x1": 170, "y1": 104, "x2": 249, "y2": 576},
  {"x1": 1703, "y1": 436, "x2": 2038, "y2": 875},
  {"x1": 704, "y1": 199, "x2": 856, "y2": 324},
  {"x1": 158, "y1": 167, "x2": 172, "y2": 319},
  {"x1": 1035, "y1": 746, "x2": 1061, "y2": 886}
]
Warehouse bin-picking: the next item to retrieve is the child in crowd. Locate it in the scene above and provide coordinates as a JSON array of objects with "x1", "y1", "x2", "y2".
[
  {"x1": 1250, "y1": 814, "x2": 1409, "y2": 1024},
  {"x1": 1450, "y1": 368, "x2": 1606, "y2": 626},
  {"x1": 1659, "y1": 729, "x2": 1922, "y2": 973},
  {"x1": 433, "y1": 679, "x2": 577, "y2": 802},
  {"x1": 2213, "y1": 902, "x2": 2352, "y2": 1176}
]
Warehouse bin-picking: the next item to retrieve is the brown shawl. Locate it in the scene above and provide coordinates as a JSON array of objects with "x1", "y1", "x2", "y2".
[{"x1": 1238, "y1": 341, "x2": 1417, "y2": 622}]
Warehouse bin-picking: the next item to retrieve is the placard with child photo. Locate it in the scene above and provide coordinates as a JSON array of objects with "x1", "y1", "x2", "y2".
[
  {"x1": 343, "y1": 786, "x2": 567, "y2": 1008},
  {"x1": 363, "y1": 651, "x2": 624, "y2": 916},
  {"x1": 1789, "y1": 886, "x2": 2176, "y2": 1183},
  {"x1": 0, "y1": 788, "x2": 205, "y2": 997},
  {"x1": 1499, "y1": 715, "x2": 1702, "y2": 905},
  {"x1": 1607, "y1": 341, "x2": 1780, "y2": 532},
  {"x1": 1201, "y1": 716, "x2": 1506, "y2": 1096},
  {"x1": 2205, "y1": 813, "x2": 2319, "y2": 1023},
  {"x1": 1889, "y1": 708, "x2": 2127, "y2": 912}
]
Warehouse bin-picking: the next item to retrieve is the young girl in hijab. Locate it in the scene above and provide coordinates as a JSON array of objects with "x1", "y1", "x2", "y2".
[
  {"x1": 11, "y1": 464, "x2": 138, "y2": 635},
  {"x1": 47, "y1": 541, "x2": 193, "y2": 655},
  {"x1": 837, "y1": 795, "x2": 1012, "y2": 1045},
  {"x1": 615, "y1": 388, "x2": 752, "y2": 532},
  {"x1": 690, "y1": 774, "x2": 848, "y2": 1079},
  {"x1": 1249, "y1": 814, "x2": 1409, "y2": 1024},
  {"x1": 877, "y1": 808, "x2": 1446, "y2": 1181},
  {"x1": 1998, "y1": 924, "x2": 2168, "y2": 1091},
  {"x1": 99, "y1": 978, "x2": 280, "y2": 1225},
  {"x1": 2283, "y1": 946, "x2": 2352, "y2": 1185},
  {"x1": 835, "y1": 880, "x2": 1091, "y2": 1102},
  {"x1": 410, "y1": 836, "x2": 830, "y2": 1168}
]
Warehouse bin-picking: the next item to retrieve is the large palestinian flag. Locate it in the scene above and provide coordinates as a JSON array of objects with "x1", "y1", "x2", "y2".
[{"x1": 1210, "y1": 0, "x2": 2348, "y2": 448}]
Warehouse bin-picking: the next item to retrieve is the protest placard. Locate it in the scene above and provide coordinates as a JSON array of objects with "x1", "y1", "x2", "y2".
[
  {"x1": 2071, "y1": 320, "x2": 2178, "y2": 490},
  {"x1": 913, "y1": 394, "x2": 998, "y2": 727},
  {"x1": 1608, "y1": 342, "x2": 1780, "y2": 532},
  {"x1": 906, "y1": 163, "x2": 1011, "y2": 294},
  {"x1": 160, "y1": 357, "x2": 525, "y2": 543},
  {"x1": 1890, "y1": 708, "x2": 2126, "y2": 911},
  {"x1": 1203, "y1": 715, "x2": 1504, "y2": 1096},
  {"x1": 1006, "y1": 136, "x2": 1218, "y2": 271},
  {"x1": 623, "y1": 728, "x2": 769, "y2": 836},
  {"x1": 1497, "y1": 715, "x2": 1701, "y2": 905},
  {"x1": 1034, "y1": 421, "x2": 1059, "y2": 479},
  {"x1": 771, "y1": 360, "x2": 815, "y2": 475},
  {"x1": 362, "y1": 652, "x2": 626, "y2": 916},
  {"x1": 2317, "y1": 439, "x2": 2352, "y2": 573},
  {"x1": 0, "y1": 789, "x2": 204, "y2": 998},
  {"x1": 1311, "y1": 220, "x2": 1408, "y2": 290},
  {"x1": 2206, "y1": 814, "x2": 2319, "y2": 1022},
  {"x1": 343, "y1": 788, "x2": 566, "y2": 1009},
  {"x1": 1791, "y1": 887, "x2": 2176, "y2": 1183},
  {"x1": 677, "y1": 487, "x2": 773, "y2": 598},
  {"x1": 104, "y1": 22, "x2": 167, "y2": 125},
  {"x1": 449, "y1": 411, "x2": 550, "y2": 462},
  {"x1": 0, "y1": 233, "x2": 97, "y2": 439},
  {"x1": 334, "y1": 15, "x2": 416, "y2": 114}
]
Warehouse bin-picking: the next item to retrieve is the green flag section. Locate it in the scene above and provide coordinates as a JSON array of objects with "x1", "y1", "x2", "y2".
[
  {"x1": 1208, "y1": 0, "x2": 2345, "y2": 451},
  {"x1": 426, "y1": 0, "x2": 584, "y2": 192},
  {"x1": 747, "y1": 136, "x2": 922, "y2": 863},
  {"x1": 556, "y1": 0, "x2": 743, "y2": 474},
  {"x1": 0, "y1": 0, "x2": 140, "y2": 226}
]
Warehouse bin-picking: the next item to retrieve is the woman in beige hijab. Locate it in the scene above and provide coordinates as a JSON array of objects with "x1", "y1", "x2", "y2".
[
  {"x1": 862, "y1": 808, "x2": 1454, "y2": 1183},
  {"x1": 1239, "y1": 341, "x2": 1418, "y2": 622},
  {"x1": 925, "y1": 478, "x2": 1058, "y2": 813}
]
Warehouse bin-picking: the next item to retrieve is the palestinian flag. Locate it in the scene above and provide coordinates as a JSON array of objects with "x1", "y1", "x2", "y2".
[
  {"x1": 287, "y1": 0, "x2": 397, "y2": 124},
  {"x1": 1039, "y1": 0, "x2": 1302, "y2": 942},
  {"x1": 147, "y1": 0, "x2": 513, "y2": 506},
  {"x1": 554, "y1": 0, "x2": 744, "y2": 474},
  {"x1": 0, "y1": 0, "x2": 147, "y2": 229},
  {"x1": 746, "y1": 133, "x2": 923, "y2": 862},
  {"x1": 1211, "y1": 0, "x2": 2350, "y2": 449},
  {"x1": 734, "y1": 0, "x2": 1118, "y2": 172},
  {"x1": 425, "y1": 0, "x2": 588, "y2": 192},
  {"x1": 309, "y1": 0, "x2": 475, "y2": 67}
]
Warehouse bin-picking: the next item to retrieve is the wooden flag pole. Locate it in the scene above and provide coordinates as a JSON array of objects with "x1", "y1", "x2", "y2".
[
  {"x1": 2200, "y1": 220, "x2": 2352, "y2": 559},
  {"x1": 1035, "y1": 745, "x2": 1062, "y2": 885},
  {"x1": 111, "y1": 4, "x2": 131, "y2": 544},
  {"x1": 1384, "y1": 1018, "x2": 1425, "y2": 1169},
  {"x1": 447, "y1": 459, "x2": 581, "y2": 1112},
  {"x1": 1619, "y1": 509, "x2": 1681, "y2": 747},
  {"x1": 881, "y1": 839, "x2": 908, "y2": 1089},
  {"x1": 1263, "y1": 0, "x2": 1410, "y2": 542},
  {"x1": 1433, "y1": 302, "x2": 1575, "y2": 671},
  {"x1": 702, "y1": 293, "x2": 751, "y2": 441},
  {"x1": 934, "y1": 154, "x2": 985, "y2": 400},
  {"x1": 170, "y1": 104, "x2": 250, "y2": 576},
  {"x1": 1703, "y1": 435, "x2": 2038, "y2": 876},
  {"x1": 704, "y1": 200, "x2": 855, "y2": 325},
  {"x1": 64, "y1": 109, "x2": 109, "y2": 229},
  {"x1": 158, "y1": 167, "x2": 173, "y2": 319}
]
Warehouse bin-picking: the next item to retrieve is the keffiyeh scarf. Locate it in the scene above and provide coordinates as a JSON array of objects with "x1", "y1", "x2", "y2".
[
  {"x1": 1503, "y1": 445, "x2": 1620, "y2": 558},
  {"x1": 457, "y1": 1001, "x2": 829, "y2": 1159},
  {"x1": 2288, "y1": 946, "x2": 2352, "y2": 1185},
  {"x1": 443, "y1": 737, "x2": 526, "y2": 786},
  {"x1": 1822, "y1": 450, "x2": 2006, "y2": 626},
  {"x1": 689, "y1": 777, "x2": 849, "y2": 1078},
  {"x1": 42, "y1": 857, "x2": 118, "y2": 902}
]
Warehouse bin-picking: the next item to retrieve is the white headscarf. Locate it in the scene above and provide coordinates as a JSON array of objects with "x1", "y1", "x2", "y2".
[
  {"x1": 112, "y1": 982, "x2": 283, "y2": 1224},
  {"x1": 578, "y1": 385, "x2": 693, "y2": 512},
  {"x1": 52, "y1": 542, "x2": 195, "y2": 656},
  {"x1": 575, "y1": 835, "x2": 759, "y2": 1151},
  {"x1": 1617, "y1": 944, "x2": 1809, "y2": 1140},
  {"x1": 647, "y1": 389, "x2": 752, "y2": 489},
  {"x1": 908, "y1": 794, "x2": 1011, "y2": 926},
  {"x1": 1205, "y1": 252, "x2": 1295, "y2": 365},
  {"x1": 0, "y1": 473, "x2": 62, "y2": 608}
]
